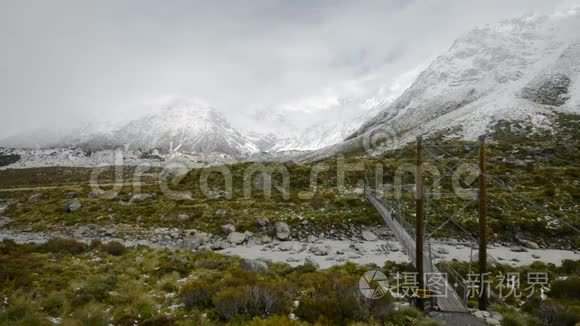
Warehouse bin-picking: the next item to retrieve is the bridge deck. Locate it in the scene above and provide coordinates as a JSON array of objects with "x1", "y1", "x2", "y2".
[{"x1": 366, "y1": 191, "x2": 469, "y2": 313}]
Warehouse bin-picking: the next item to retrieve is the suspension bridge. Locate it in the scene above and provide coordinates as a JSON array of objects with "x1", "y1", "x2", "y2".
[{"x1": 366, "y1": 190, "x2": 469, "y2": 312}]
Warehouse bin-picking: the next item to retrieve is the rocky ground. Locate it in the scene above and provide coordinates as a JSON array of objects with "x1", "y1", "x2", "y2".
[{"x1": 1, "y1": 218, "x2": 578, "y2": 270}]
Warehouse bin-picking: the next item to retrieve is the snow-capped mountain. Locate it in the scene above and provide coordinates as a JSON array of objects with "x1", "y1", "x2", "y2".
[
  {"x1": 79, "y1": 99, "x2": 260, "y2": 156},
  {"x1": 244, "y1": 88, "x2": 401, "y2": 152},
  {"x1": 309, "y1": 11, "x2": 580, "y2": 158},
  {"x1": 117, "y1": 103, "x2": 257, "y2": 155}
]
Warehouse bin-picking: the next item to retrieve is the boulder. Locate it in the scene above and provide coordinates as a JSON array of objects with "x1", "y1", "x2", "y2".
[
  {"x1": 304, "y1": 256, "x2": 319, "y2": 269},
  {"x1": 28, "y1": 193, "x2": 43, "y2": 203},
  {"x1": 510, "y1": 246, "x2": 528, "y2": 253},
  {"x1": 176, "y1": 214, "x2": 192, "y2": 223},
  {"x1": 73, "y1": 226, "x2": 91, "y2": 238},
  {"x1": 279, "y1": 243, "x2": 294, "y2": 252},
  {"x1": 256, "y1": 217, "x2": 270, "y2": 227},
  {"x1": 64, "y1": 199, "x2": 82, "y2": 213},
  {"x1": 227, "y1": 232, "x2": 247, "y2": 245},
  {"x1": 215, "y1": 209, "x2": 228, "y2": 217},
  {"x1": 361, "y1": 230, "x2": 378, "y2": 241},
  {"x1": 310, "y1": 245, "x2": 328, "y2": 256},
  {"x1": 0, "y1": 204, "x2": 8, "y2": 215},
  {"x1": 88, "y1": 190, "x2": 118, "y2": 199},
  {"x1": 211, "y1": 240, "x2": 231, "y2": 250},
  {"x1": 0, "y1": 216, "x2": 14, "y2": 228},
  {"x1": 129, "y1": 193, "x2": 153, "y2": 203},
  {"x1": 486, "y1": 318, "x2": 501, "y2": 325},
  {"x1": 519, "y1": 239, "x2": 540, "y2": 250},
  {"x1": 221, "y1": 224, "x2": 236, "y2": 235},
  {"x1": 307, "y1": 235, "x2": 318, "y2": 243},
  {"x1": 66, "y1": 192, "x2": 77, "y2": 199},
  {"x1": 436, "y1": 247, "x2": 450, "y2": 255},
  {"x1": 275, "y1": 221, "x2": 291, "y2": 240},
  {"x1": 240, "y1": 259, "x2": 268, "y2": 273},
  {"x1": 260, "y1": 235, "x2": 272, "y2": 243}
]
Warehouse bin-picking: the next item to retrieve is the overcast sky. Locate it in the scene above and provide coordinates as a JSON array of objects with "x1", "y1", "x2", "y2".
[{"x1": 0, "y1": 0, "x2": 567, "y2": 139}]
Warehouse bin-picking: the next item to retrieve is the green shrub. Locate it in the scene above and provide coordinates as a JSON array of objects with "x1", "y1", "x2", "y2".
[
  {"x1": 67, "y1": 302, "x2": 110, "y2": 326},
  {"x1": 383, "y1": 307, "x2": 423, "y2": 326},
  {"x1": 40, "y1": 238, "x2": 88, "y2": 255},
  {"x1": 212, "y1": 286, "x2": 249, "y2": 320},
  {"x1": 72, "y1": 274, "x2": 117, "y2": 306},
  {"x1": 550, "y1": 277, "x2": 580, "y2": 300},
  {"x1": 243, "y1": 315, "x2": 309, "y2": 325},
  {"x1": 102, "y1": 241, "x2": 127, "y2": 256},
  {"x1": 502, "y1": 311, "x2": 538, "y2": 326},
  {"x1": 181, "y1": 279, "x2": 215, "y2": 309},
  {"x1": 0, "y1": 295, "x2": 51, "y2": 326},
  {"x1": 158, "y1": 272, "x2": 180, "y2": 292}
]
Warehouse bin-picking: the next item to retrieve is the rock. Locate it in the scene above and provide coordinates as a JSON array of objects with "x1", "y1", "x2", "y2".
[
  {"x1": 256, "y1": 217, "x2": 270, "y2": 227},
  {"x1": 361, "y1": 230, "x2": 378, "y2": 241},
  {"x1": 215, "y1": 209, "x2": 228, "y2": 217},
  {"x1": 307, "y1": 235, "x2": 317, "y2": 243},
  {"x1": 510, "y1": 246, "x2": 528, "y2": 253},
  {"x1": 532, "y1": 254, "x2": 541, "y2": 259},
  {"x1": 227, "y1": 232, "x2": 247, "y2": 245},
  {"x1": 176, "y1": 214, "x2": 192, "y2": 223},
  {"x1": 73, "y1": 226, "x2": 90, "y2": 238},
  {"x1": 88, "y1": 190, "x2": 118, "y2": 199},
  {"x1": 211, "y1": 240, "x2": 231, "y2": 250},
  {"x1": 221, "y1": 224, "x2": 236, "y2": 235},
  {"x1": 103, "y1": 227, "x2": 116, "y2": 236},
  {"x1": 244, "y1": 231, "x2": 254, "y2": 238},
  {"x1": 286, "y1": 257, "x2": 300, "y2": 263},
  {"x1": 520, "y1": 239, "x2": 540, "y2": 249},
  {"x1": 310, "y1": 245, "x2": 329, "y2": 256},
  {"x1": 436, "y1": 247, "x2": 450, "y2": 255},
  {"x1": 336, "y1": 249, "x2": 344, "y2": 255},
  {"x1": 473, "y1": 310, "x2": 488, "y2": 319},
  {"x1": 0, "y1": 216, "x2": 14, "y2": 227},
  {"x1": 275, "y1": 221, "x2": 291, "y2": 240},
  {"x1": 66, "y1": 192, "x2": 77, "y2": 199},
  {"x1": 183, "y1": 235, "x2": 203, "y2": 250},
  {"x1": 490, "y1": 312, "x2": 503, "y2": 321},
  {"x1": 28, "y1": 193, "x2": 43, "y2": 203},
  {"x1": 0, "y1": 204, "x2": 8, "y2": 215},
  {"x1": 260, "y1": 235, "x2": 272, "y2": 243},
  {"x1": 486, "y1": 317, "x2": 501, "y2": 325},
  {"x1": 64, "y1": 198, "x2": 82, "y2": 213},
  {"x1": 240, "y1": 259, "x2": 268, "y2": 273},
  {"x1": 279, "y1": 243, "x2": 294, "y2": 252},
  {"x1": 304, "y1": 256, "x2": 319, "y2": 269},
  {"x1": 129, "y1": 193, "x2": 153, "y2": 203}
]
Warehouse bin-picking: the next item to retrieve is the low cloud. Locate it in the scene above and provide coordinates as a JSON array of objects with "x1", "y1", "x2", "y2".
[{"x1": 0, "y1": 0, "x2": 563, "y2": 138}]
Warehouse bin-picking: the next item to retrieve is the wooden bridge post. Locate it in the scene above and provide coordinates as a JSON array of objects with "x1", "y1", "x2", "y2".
[
  {"x1": 415, "y1": 136, "x2": 425, "y2": 310},
  {"x1": 478, "y1": 135, "x2": 488, "y2": 310}
]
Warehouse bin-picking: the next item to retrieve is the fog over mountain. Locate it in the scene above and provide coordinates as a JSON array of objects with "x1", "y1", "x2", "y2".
[{"x1": 0, "y1": 0, "x2": 566, "y2": 143}]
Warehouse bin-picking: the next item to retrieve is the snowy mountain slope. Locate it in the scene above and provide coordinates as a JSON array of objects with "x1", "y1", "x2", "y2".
[
  {"x1": 245, "y1": 87, "x2": 398, "y2": 152},
  {"x1": 76, "y1": 99, "x2": 260, "y2": 156},
  {"x1": 304, "y1": 13, "x2": 580, "y2": 158},
  {"x1": 119, "y1": 107, "x2": 257, "y2": 155}
]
